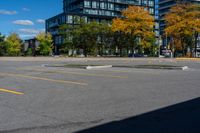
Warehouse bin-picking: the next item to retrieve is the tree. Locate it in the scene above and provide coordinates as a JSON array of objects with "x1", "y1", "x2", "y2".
[
  {"x1": 59, "y1": 18, "x2": 115, "y2": 56},
  {"x1": 0, "y1": 33, "x2": 6, "y2": 56},
  {"x1": 79, "y1": 21, "x2": 101, "y2": 56},
  {"x1": 59, "y1": 22, "x2": 81, "y2": 56},
  {"x1": 36, "y1": 32, "x2": 53, "y2": 56},
  {"x1": 5, "y1": 33, "x2": 22, "y2": 56},
  {"x1": 164, "y1": 2, "x2": 200, "y2": 57},
  {"x1": 112, "y1": 6, "x2": 155, "y2": 56},
  {"x1": 0, "y1": 33, "x2": 4, "y2": 42},
  {"x1": 59, "y1": 24, "x2": 74, "y2": 55}
]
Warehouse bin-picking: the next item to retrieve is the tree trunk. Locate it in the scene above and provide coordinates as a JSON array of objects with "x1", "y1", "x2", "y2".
[
  {"x1": 181, "y1": 38, "x2": 185, "y2": 56},
  {"x1": 194, "y1": 32, "x2": 198, "y2": 58},
  {"x1": 127, "y1": 46, "x2": 129, "y2": 56},
  {"x1": 119, "y1": 46, "x2": 122, "y2": 57},
  {"x1": 84, "y1": 46, "x2": 87, "y2": 57},
  {"x1": 131, "y1": 44, "x2": 135, "y2": 57}
]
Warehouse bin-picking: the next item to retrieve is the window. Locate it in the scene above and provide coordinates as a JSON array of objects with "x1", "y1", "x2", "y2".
[
  {"x1": 99, "y1": 10, "x2": 105, "y2": 15},
  {"x1": 108, "y1": 3, "x2": 114, "y2": 10},
  {"x1": 92, "y1": 1, "x2": 98, "y2": 8},
  {"x1": 149, "y1": 1, "x2": 154, "y2": 7},
  {"x1": 143, "y1": 0, "x2": 147, "y2": 6},
  {"x1": 84, "y1": 1, "x2": 90, "y2": 8},
  {"x1": 105, "y1": 11, "x2": 111, "y2": 16},
  {"x1": 100, "y1": 2, "x2": 107, "y2": 9},
  {"x1": 149, "y1": 8, "x2": 154, "y2": 14},
  {"x1": 90, "y1": 9, "x2": 98, "y2": 15},
  {"x1": 67, "y1": 15, "x2": 73, "y2": 23}
]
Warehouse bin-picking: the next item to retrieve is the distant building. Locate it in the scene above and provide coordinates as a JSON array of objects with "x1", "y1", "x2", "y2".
[
  {"x1": 46, "y1": 0, "x2": 156, "y2": 54},
  {"x1": 24, "y1": 38, "x2": 40, "y2": 56}
]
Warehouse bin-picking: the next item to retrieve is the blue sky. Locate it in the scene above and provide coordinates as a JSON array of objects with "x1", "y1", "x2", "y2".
[{"x1": 0, "y1": 0, "x2": 62, "y2": 39}]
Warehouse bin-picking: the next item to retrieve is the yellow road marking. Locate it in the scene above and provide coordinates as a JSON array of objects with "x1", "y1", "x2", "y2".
[
  {"x1": 0, "y1": 73, "x2": 88, "y2": 86},
  {"x1": 0, "y1": 88, "x2": 24, "y2": 95},
  {"x1": 17, "y1": 68, "x2": 128, "y2": 79},
  {"x1": 176, "y1": 58, "x2": 200, "y2": 61}
]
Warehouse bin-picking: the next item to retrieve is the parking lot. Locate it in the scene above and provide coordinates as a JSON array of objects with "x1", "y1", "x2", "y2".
[{"x1": 0, "y1": 57, "x2": 200, "y2": 133}]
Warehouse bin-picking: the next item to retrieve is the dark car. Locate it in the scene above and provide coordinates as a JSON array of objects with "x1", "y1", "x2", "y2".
[{"x1": 128, "y1": 53, "x2": 144, "y2": 57}]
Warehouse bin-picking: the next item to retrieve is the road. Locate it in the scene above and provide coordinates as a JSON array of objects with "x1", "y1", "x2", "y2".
[{"x1": 0, "y1": 57, "x2": 200, "y2": 133}]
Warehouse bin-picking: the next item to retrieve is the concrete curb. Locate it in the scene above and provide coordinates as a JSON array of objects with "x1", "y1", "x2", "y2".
[
  {"x1": 86, "y1": 65, "x2": 112, "y2": 70},
  {"x1": 132, "y1": 65, "x2": 189, "y2": 70},
  {"x1": 182, "y1": 66, "x2": 189, "y2": 70}
]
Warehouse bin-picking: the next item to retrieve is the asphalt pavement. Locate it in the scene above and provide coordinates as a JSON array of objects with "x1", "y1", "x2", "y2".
[{"x1": 0, "y1": 57, "x2": 200, "y2": 133}]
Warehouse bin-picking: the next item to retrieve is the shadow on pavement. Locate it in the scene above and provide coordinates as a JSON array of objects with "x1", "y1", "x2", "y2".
[{"x1": 76, "y1": 97, "x2": 200, "y2": 133}]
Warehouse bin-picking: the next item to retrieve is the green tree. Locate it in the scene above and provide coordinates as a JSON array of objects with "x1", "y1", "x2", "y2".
[
  {"x1": 97, "y1": 22, "x2": 114, "y2": 56},
  {"x1": 59, "y1": 22, "x2": 81, "y2": 56},
  {"x1": 0, "y1": 33, "x2": 4, "y2": 42},
  {"x1": 0, "y1": 33, "x2": 6, "y2": 56},
  {"x1": 26, "y1": 48, "x2": 33, "y2": 56},
  {"x1": 36, "y1": 32, "x2": 53, "y2": 56},
  {"x1": 79, "y1": 21, "x2": 101, "y2": 56},
  {"x1": 59, "y1": 24, "x2": 73, "y2": 55},
  {"x1": 5, "y1": 33, "x2": 22, "y2": 56}
]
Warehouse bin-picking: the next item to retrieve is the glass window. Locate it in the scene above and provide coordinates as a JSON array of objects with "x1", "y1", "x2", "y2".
[
  {"x1": 100, "y1": 2, "x2": 107, "y2": 9},
  {"x1": 149, "y1": 8, "x2": 154, "y2": 14},
  {"x1": 143, "y1": 0, "x2": 147, "y2": 6},
  {"x1": 67, "y1": 15, "x2": 73, "y2": 23},
  {"x1": 84, "y1": 1, "x2": 90, "y2": 8},
  {"x1": 92, "y1": 1, "x2": 97, "y2": 8},
  {"x1": 108, "y1": 3, "x2": 114, "y2": 10},
  {"x1": 99, "y1": 10, "x2": 105, "y2": 15},
  {"x1": 149, "y1": 0, "x2": 154, "y2": 7}
]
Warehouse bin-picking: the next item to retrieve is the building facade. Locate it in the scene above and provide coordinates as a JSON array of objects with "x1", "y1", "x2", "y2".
[{"x1": 46, "y1": 0, "x2": 155, "y2": 54}]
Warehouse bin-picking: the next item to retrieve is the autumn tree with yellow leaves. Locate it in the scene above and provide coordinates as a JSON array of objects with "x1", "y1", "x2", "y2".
[
  {"x1": 164, "y1": 2, "x2": 200, "y2": 57},
  {"x1": 112, "y1": 6, "x2": 155, "y2": 55}
]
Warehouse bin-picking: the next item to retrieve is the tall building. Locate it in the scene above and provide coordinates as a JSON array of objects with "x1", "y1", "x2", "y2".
[{"x1": 46, "y1": 0, "x2": 155, "y2": 54}]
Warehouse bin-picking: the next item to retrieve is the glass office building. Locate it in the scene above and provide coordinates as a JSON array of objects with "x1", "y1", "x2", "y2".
[{"x1": 46, "y1": 0, "x2": 155, "y2": 53}]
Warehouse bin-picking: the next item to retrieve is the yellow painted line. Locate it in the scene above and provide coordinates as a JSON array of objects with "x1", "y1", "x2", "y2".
[
  {"x1": 0, "y1": 73, "x2": 88, "y2": 86},
  {"x1": 176, "y1": 58, "x2": 200, "y2": 61},
  {"x1": 17, "y1": 68, "x2": 128, "y2": 79},
  {"x1": 0, "y1": 88, "x2": 24, "y2": 95}
]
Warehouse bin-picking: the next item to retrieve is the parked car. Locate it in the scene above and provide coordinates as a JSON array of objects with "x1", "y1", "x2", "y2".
[{"x1": 128, "y1": 53, "x2": 144, "y2": 57}]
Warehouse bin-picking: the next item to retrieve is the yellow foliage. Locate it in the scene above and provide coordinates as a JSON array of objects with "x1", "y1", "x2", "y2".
[
  {"x1": 165, "y1": 3, "x2": 200, "y2": 37},
  {"x1": 111, "y1": 6, "x2": 155, "y2": 48},
  {"x1": 164, "y1": 3, "x2": 200, "y2": 54}
]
